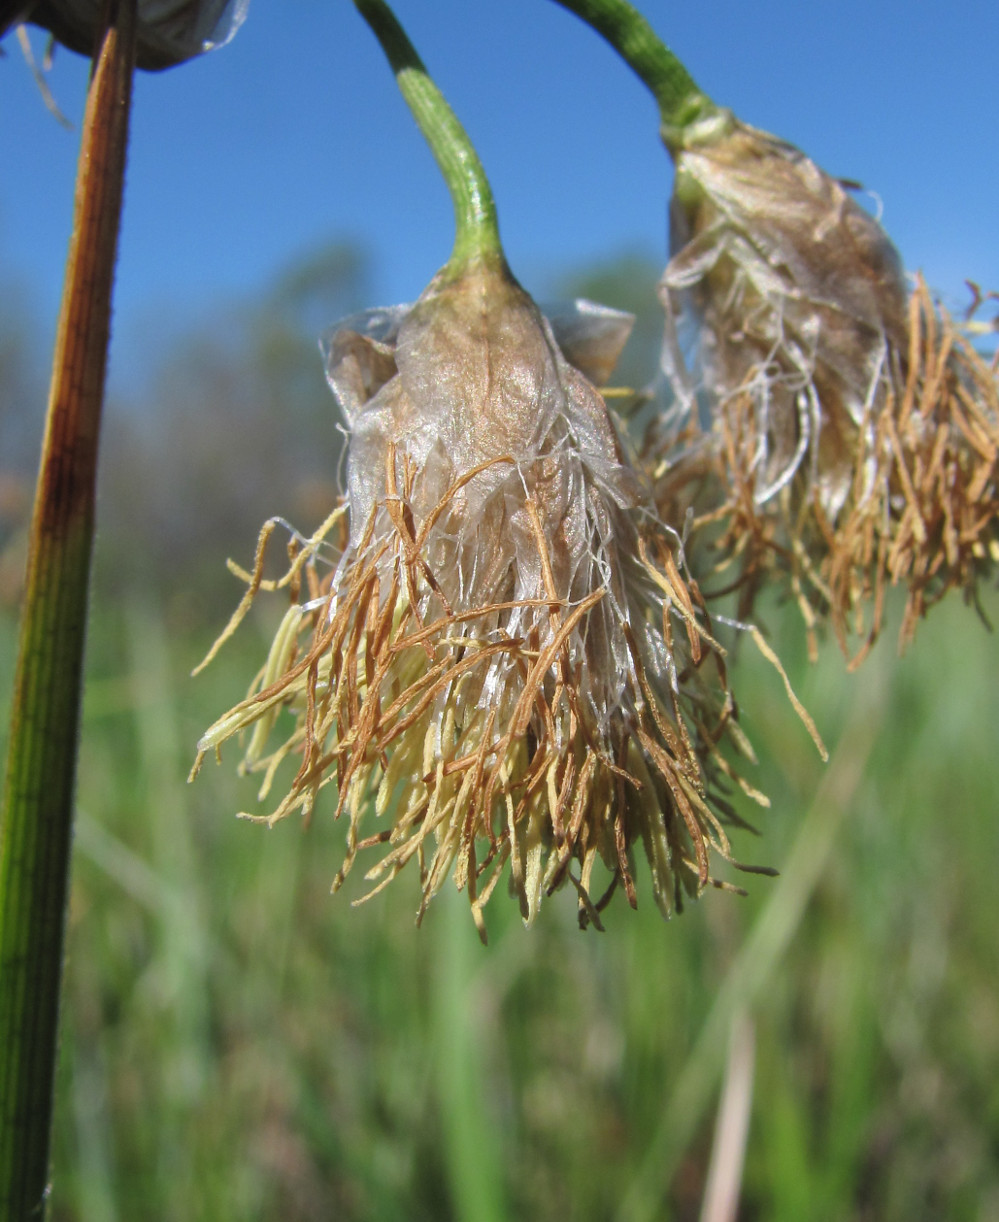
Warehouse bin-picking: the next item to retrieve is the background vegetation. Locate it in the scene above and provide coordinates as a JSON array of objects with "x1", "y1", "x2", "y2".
[{"x1": 2, "y1": 246, "x2": 997, "y2": 1221}]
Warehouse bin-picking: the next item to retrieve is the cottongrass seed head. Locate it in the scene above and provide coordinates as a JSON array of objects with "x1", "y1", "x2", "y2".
[
  {"x1": 193, "y1": 255, "x2": 797, "y2": 938},
  {"x1": 655, "y1": 109, "x2": 999, "y2": 662}
]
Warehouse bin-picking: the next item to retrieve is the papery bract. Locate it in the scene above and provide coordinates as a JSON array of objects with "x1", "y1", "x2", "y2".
[{"x1": 661, "y1": 111, "x2": 909, "y2": 517}]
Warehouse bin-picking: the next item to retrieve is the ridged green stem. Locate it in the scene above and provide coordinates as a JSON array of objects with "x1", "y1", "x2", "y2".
[
  {"x1": 0, "y1": 3, "x2": 136, "y2": 1216},
  {"x1": 548, "y1": 0, "x2": 719, "y2": 151},
  {"x1": 354, "y1": 0, "x2": 503, "y2": 275}
]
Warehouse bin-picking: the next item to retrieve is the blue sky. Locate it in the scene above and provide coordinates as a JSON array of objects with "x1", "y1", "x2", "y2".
[{"x1": 1, "y1": 0, "x2": 996, "y2": 399}]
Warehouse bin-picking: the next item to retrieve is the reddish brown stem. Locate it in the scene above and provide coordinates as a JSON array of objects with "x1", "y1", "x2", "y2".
[{"x1": 0, "y1": 4, "x2": 137, "y2": 1216}]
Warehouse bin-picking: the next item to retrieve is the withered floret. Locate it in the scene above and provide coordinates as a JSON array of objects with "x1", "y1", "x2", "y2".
[
  {"x1": 193, "y1": 257, "x2": 792, "y2": 937},
  {"x1": 656, "y1": 111, "x2": 999, "y2": 661}
]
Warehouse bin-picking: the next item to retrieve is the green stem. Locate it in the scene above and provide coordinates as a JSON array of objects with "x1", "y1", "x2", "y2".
[
  {"x1": 0, "y1": 3, "x2": 136, "y2": 1216},
  {"x1": 548, "y1": 0, "x2": 718, "y2": 150},
  {"x1": 354, "y1": 0, "x2": 503, "y2": 275}
]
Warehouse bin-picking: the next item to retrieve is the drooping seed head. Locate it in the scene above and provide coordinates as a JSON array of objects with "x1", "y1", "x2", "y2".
[
  {"x1": 195, "y1": 257, "x2": 780, "y2": 936},
  {"x1": 656, "y1": 112, "x2": 999, "y2": 660}
]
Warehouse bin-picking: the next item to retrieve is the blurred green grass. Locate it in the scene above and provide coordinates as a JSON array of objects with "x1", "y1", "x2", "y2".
[{"x1": 2, "y1": 575, "x2": 997, "y2": 1222}]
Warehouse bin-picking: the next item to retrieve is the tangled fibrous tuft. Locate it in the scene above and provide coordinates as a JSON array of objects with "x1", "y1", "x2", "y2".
[
  {"x1": 193, "y1": 260, "x2": 819, "y2": 936},
  {"x1": 654, "y1": 113, "x2": 999, "y2": 663}
]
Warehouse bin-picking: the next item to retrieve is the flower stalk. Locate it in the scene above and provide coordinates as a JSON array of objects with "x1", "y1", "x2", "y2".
[
  {"x1": 0, "y1": 1, "x2": 137, "y2": 1214},
  {"x1": 548, "y1": 0, "x2": 717, "y2": 146},
  {"x1": 354, "y1": 0, "x2": 503, "y2": 276}
]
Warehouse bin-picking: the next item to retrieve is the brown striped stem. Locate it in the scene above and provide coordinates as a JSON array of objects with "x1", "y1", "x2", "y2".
[{"x1": 0, "y1": 2, "x2": 137, "y2": 1215}]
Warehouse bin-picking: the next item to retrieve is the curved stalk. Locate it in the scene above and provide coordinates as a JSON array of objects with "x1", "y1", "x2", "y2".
[
  {"x1": 354, "y1": 0, "x2": 504, "y2": 275},
  {"x1": 548, "y1": 0, "x2": 719, "y2": 150}
]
